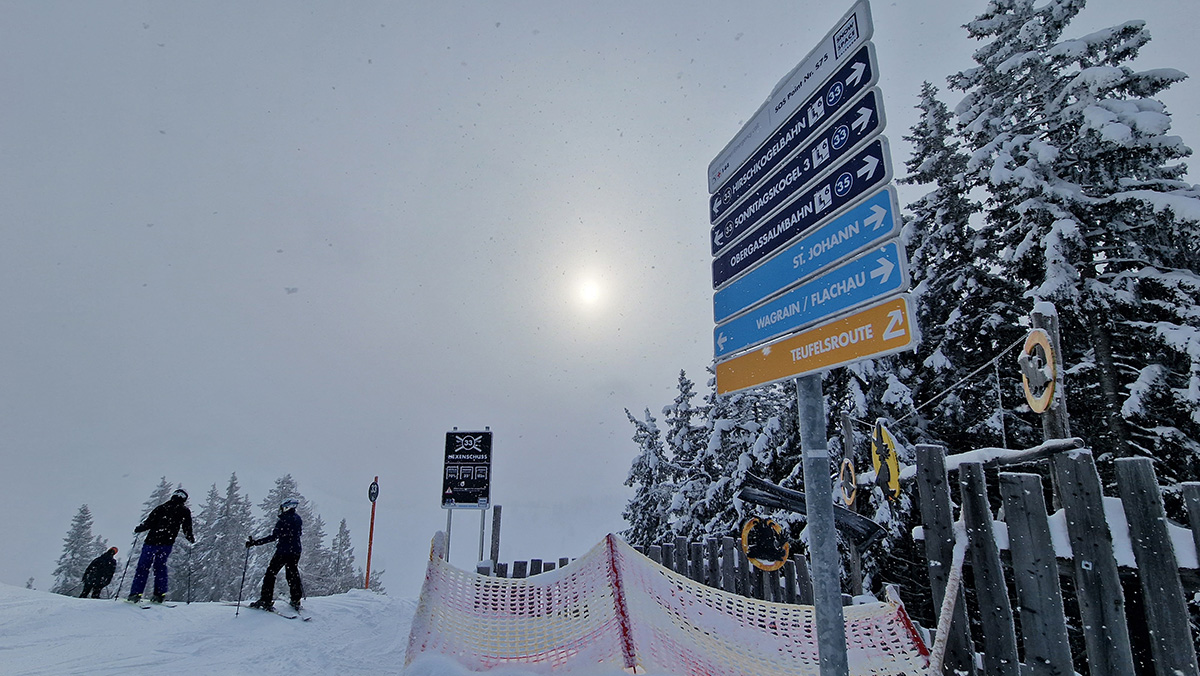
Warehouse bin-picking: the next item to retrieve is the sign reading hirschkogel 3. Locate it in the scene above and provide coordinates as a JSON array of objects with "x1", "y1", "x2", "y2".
[
  {"x1": 708, "y1": 0, "x2": 874, "y2": 194},
  {"x1": 442, "y1": 430, "x2": 492, "y2": 509}
]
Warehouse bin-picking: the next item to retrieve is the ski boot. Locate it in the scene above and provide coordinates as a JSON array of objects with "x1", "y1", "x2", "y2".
[
  {"x1": 289, "y1": 599, "x2": 303, "y2": 613},
  {"x1": 126, "y1": 593, "x2": 142, "y2": 604},
  {"x1": 248, "y1": 598, "x2": 274, "y2": 612},
  {"x1": 151, "y1": 592, "x2": 166, "y2": 604}
]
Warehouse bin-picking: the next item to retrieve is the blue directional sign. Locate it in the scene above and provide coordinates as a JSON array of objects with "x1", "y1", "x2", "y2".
[
  {"x1": 710, "y1": 46, "x2": 879, "y2": 225},
  {"x1": 712, "y1": 137, "x2": 892, "y2": 257},
  {"x1": 714, "y1": 186, "x2": 900, "y2": 323},
  {"x1": 714, "y1": 240, "x2": 909, "y2": 359}
]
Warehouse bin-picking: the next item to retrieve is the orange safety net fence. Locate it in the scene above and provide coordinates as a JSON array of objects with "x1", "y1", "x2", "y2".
[{"x1": 406, "y1": 533, "x2": 929, "y2": 675}]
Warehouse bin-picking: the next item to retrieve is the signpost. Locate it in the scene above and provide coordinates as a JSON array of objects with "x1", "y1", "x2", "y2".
[
  {"x1": 709, "y1": 4, "x2": 903, "y2": 673},
  {"x1": 442, "y1": 428, "x2": 493, "y2": 560}
]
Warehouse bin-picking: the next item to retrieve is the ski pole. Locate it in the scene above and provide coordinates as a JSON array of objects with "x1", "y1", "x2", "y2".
[
  {"x1": 235, "y1": 543, "x2": 250, "y2": 617},
  {"x1": 114, "y1": 532, "x2": 141, "y2": 600}
]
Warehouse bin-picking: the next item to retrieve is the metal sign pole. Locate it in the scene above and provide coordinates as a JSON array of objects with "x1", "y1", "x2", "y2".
[
  {"x1": 445, "y1": 508, "x2": 453, "y2": 559},
  {"x1": 797, "y1": 374, "x2": 849, "y2": 675}
]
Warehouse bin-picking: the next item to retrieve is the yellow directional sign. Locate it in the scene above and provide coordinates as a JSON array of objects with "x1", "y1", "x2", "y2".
[
  {"x1": 871, "y1": 420, "x2": 901, "y2": 501},
  {"x1": 1018, "y1": 328, "x2": 1056, "y2": 413},
  {"x1": 716, "y1": 295, "x2": 918, "y2": 395}
]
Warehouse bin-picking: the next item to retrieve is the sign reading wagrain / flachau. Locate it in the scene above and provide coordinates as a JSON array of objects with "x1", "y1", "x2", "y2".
[{"x1": 715, "y1": 295, "x2": 919, "y2": 394}]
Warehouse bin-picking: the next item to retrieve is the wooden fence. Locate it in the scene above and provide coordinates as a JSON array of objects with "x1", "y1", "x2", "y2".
[{"x1": 479, "y1": 446, "x2": 1200, "y2": 675}]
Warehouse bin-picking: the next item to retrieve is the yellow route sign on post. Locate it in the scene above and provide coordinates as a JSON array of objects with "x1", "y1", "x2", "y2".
[
  {"x1": 716, "y1": 295, "x2": 918, "y2": 395},
  {"x1": 871, "y1": 420, "x2": 901, "y2": 501}
]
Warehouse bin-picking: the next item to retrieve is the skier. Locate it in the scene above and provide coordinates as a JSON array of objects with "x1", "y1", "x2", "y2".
[
  {"x1": 79, "y1": 547, "x2": 118, "y2": 598},
  {"x1": 127, "y1": 488, "x2": 194, "y2": 604},
  {"x1": 246, "y1": 497, "x2": 304, "y2": 612}
]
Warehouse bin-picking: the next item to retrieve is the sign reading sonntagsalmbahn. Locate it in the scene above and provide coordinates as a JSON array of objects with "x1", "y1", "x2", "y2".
[
  {"x1": 442, "y1": 430, "x2": 492, "y2": 509},
  {"x1": 707, "y1": 0, "x2": 916, "y2": 394}
]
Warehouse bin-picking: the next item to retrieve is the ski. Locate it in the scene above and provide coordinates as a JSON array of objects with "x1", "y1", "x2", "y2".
[{"x1": 139, "y1": 603, "x2": 178, "y2": 609}]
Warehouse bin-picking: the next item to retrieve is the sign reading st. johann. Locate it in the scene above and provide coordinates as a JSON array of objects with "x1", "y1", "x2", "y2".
[
  {"x1": 708, "y1": 0, "x2": 874, "y2": 194},
  {"x1": 442, "y1": 430, "x2": 492, "y2": 509},
  {"x1": 710, "y1": 46, "x2": 880, "y2": 226},
  {"x1": 712, "y1": 137, "x2": 892, "y2": 257},
  {"x1": 714, "y1": 186, "x2": 900, "y2": 323},
  {"x1": 715, "y1": 240, "x2": 908, "y2": 359},
  {"x1": 711, "y1": 87, "x2": 885, "y2": 237}
]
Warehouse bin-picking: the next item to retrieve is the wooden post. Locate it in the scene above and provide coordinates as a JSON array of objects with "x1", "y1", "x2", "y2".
[
  {"x1": 512, "y1": 560, "x2": 528, "y2": 579},
  {"x1": 648, "y1": 545, "x2": 663, "y2": 566},
  {"x1": 960, "y1": 462, "x2": 1019, "y2": 676},
  {"x1": 558, "y1": 557, "x2": 570, "y2": 569},
  {"x1": 1182, "y1": 483, "x2": 1200, "y2": 568},
  {"x1": 489, "y1": 504, "x2": 502, "y2": 566},
  {"x1": 543, "y1": 561, "x2": 556, "y2": 573},
  {"x1": 720, "y1": 537, "x2": 738, "y2": 593},
  {"x1": 495, "y1": 562, "x2": 508, "y2": 578},
  {"x1": 914, "y1": 444, "x2": 977, "y2": 675},
  {"x1": 1114, "y1": 458, "x2": 1200, "y2": 676},
  {"x1": 793, "y1": 551, "x2": 814, "y2": 605},
  {"x1": 690, "y1": 542, "x2": 705, "y2": 583},
  {"x1": 998, "y1": 472, "x2": 1074, "y2": 675},
  {"x1": 840, "y1": 410, "x2": 864, "y2": 596},
  {"x1": 1051, "y1": 450, "x2": 1135, "y2": 676},
  {"x1": 737, "y1": 548, "x2": 751, "y2": 598},
  {"x1": 660, "y1": 543, "x2": 675, "y2": 573},
  {"x1": 705, "y1": 538, "x2": 720, "y2": 589},
  {"x1": 674, "y1": 536, "x2": 689, "y2": 576},
  {"x1": 783, "y1": 560, "x2": 798, "y2": 604},
  {"x1": 529, "y1": 559, "x2": 543, "y2": 576},
  {"x1": 1031, "y1": 305, "x2": 1070, "y2": 440}
]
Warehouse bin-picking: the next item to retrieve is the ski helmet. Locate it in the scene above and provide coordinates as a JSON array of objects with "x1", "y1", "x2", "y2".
[
  {"x1": 172, "y1": 488, "x2": 188, "y2": 502},
  {"x1": 280, "y1": 498, "x2": 299, "y2": 512},
  {"x1": 108, "y1": 547, "x2": 118, "y2": 555}
]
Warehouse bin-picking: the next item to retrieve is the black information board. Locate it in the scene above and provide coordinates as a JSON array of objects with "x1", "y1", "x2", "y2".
[{"x1": 442, "y1": 430, "x2": 492, "y2": 509}]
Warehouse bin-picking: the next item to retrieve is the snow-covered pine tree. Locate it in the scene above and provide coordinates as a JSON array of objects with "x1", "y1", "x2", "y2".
[
  {"x1": 189, "y1": 484, "x2": 223, "y2": 601},
  {"x1": 327, "y1": 519, "x2": 358, "y2": 594},
  {"x1": 621, "y1": 406, "x2": 672, "y2": 547},
  {"x1": 190, "y1": 473, "x2": 256, "y2": 602},
  {"x1": 950, "y1": 0, "x2": 1200, "y2": 483},
  {"x1": 896, "y1": 81, "x2": 1034, "y2": 452},
  {"x1": 300, "y1": 512, "x2": 330, "y2": 596},
  {"x1": 51, "y1": 504, "x2": 106, "y2": 596}
]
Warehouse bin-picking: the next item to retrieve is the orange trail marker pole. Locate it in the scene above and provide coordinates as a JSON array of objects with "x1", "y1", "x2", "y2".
[{"x1": 365, "y1": 476, "x2": 379, "y2": 589}]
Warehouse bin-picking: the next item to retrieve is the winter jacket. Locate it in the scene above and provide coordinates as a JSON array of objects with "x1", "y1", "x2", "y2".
[
  {"x1": 135, "y1": 496, "x2": 195, "y2": 547},
  {"x1": 81, "y1": 550, "x2": 117, "y2": 587},
  {"x1": 249, "y1": 509, "x2": 303, "y2": 556}
]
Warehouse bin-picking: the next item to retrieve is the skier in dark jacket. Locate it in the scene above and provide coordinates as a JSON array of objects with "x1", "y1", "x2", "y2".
[
  {"x1": 246, "y1": 498, "x2": 304, "y2": 612},
  {"x1": 79, "y1": 547, "x2": 118, "y2": 598},
  {"x1": 127, "y1": 488, "x2": 194, "y2": 604}
]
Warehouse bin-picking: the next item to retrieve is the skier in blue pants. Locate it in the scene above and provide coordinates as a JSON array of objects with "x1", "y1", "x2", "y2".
[{"x1": 127, "y1": 488, "x2": 194, "y2": 604}]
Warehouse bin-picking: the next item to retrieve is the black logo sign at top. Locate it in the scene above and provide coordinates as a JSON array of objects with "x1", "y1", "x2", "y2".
[{"x1": 442, "y1": 430, "x2": 492, "y2": 509}]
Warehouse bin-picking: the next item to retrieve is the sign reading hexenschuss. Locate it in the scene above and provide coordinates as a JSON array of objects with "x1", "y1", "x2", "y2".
[{"x1": 442, "y1": 430, "x2": 492, "y2": 509}]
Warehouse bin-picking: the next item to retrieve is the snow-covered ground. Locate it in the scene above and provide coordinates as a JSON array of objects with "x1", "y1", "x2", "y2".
[{"x1": 0, "y1": 583, "x2": 644, "y2": 676}]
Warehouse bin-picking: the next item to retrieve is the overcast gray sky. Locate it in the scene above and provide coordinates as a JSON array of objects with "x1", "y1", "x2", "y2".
[{"x1": 2, "y1": 0, "x2": 1196, "y2": 599}]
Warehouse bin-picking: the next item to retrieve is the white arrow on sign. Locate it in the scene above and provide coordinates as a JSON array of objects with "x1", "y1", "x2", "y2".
[
  {"x1": 717, "y1": 332, "x2": 729, "y2": 351},
  {"x1": 846, "y1": 61, "x2": 866, "y2": 88},
  {"x1": 870, "y1": 255, "x2": 894, "y2": 283},
  {"x1": 856, "y1": 154, "x2": 880, "y2": 180},
  {"x1": 865, "y1": 204, "x2": 887, "y2": 230},
  {"x1": 851, "y1": 106, "x2": 873, "y2": 133}
]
